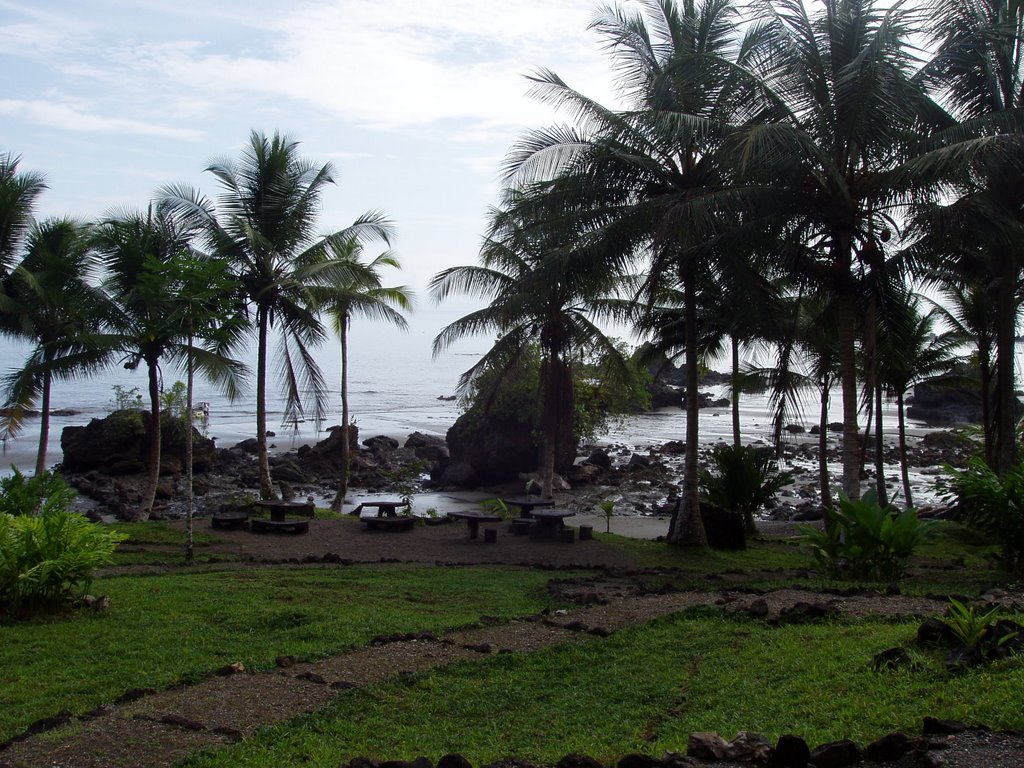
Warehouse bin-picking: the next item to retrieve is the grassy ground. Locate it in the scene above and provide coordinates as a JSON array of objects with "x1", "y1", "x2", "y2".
[
  {"x1": 0, "y1": 566, "x2": 572, "y2": 743},
  {"x1": 180, "y1": 609, "x2": 1024, "y2": 768},
  {"x1": 2, "y1": 519, "x2": 1019, "y2": 765}
]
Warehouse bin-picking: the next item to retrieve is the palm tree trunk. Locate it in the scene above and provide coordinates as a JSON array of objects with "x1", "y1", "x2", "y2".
[
  {"x1": 332, "y1": 315, "x2": 351, "y2": 511},
  {"x1": 669, "y1": 267, "x2": 708, "y2": 546},
  {"x1": 34, "y1": 365, "x2": 51, "y2": 476},
  {"x1": 142, "y1": 358, "x2": 161, "y2": 520},
  {"x1": 256, "y1": 305, "x2": 275, "y2": 499},
  {"x1": 837, "y1": 287, "x2": 862, "y2": 500},
  {"x1": 980, "y1": 339, "x2": 995, "y2": 469},
  {"x1": 874, "y1": 382, "x2": 887, "y2": 506},
  {"x1": 540, "y1": 342, "x2": 562, "y2": 499},
  {"x1": 731, "y1": 335, "x2": 741, "y2": 447},
  {"x1": 818, "y1": 382, "x2": 832, "y2": 511},
  {"x1": 185, "y1": 329, "x2": 195, "y2": 565},
  {"x1": 994, "y1": 255, "x2": 1018, "y2": 477},
  {"x1": 897, "y1": 391, "x2": 913, "y2": 508}
]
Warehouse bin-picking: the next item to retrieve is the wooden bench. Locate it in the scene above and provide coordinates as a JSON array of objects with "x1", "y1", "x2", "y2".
[
  {"x1": 361, "y1": 516, "x2": 416, "y2": 532},
  {"x1": 211, "y1": 513, "x2": 249, "y2": 530},
  {"x1": 509, "y1": 518, "x2": 533, "y2": 536},
  {"x1": 250, "y1": 518, "x2": 309, "y2": 535}
]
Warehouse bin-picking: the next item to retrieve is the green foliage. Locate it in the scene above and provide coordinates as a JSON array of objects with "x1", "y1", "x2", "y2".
[
  {"x1": 0, "y1": 468, "x2": 77, "y2": 517},
  {"x1": 942, "y1": 597, "x2": 1017, "y2": 653},
  {"x1": 480, "y1": 498, "x2": 512, "y2": 520},
  {"x1": 700, "y1": 445, "x2": 793, "y2": 515},
  {"x1": 0, "y1": 512, "x2": 127, "y2": 618},
  {"x1": 799, "y1": 490, "x2": 934, "y2": 582},
  {"x1": 380, "y1": 460, "x2": 428, "y2": 511},
  {"x1": 160, "y1": 380, "x2": 188, "y2": 418},
  {"x1": 947, "y1": 458, "x2": 1024, "y2": 574},
  {"x1": 599, "y1": 497, "x2": 615, "y2": 533},
  {"x1": 110, "y1": 384, "x2": 143, "y2": 412}
]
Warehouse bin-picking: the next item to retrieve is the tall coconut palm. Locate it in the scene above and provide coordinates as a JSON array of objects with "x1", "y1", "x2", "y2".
[
  {"x1": 913, "y1": 0, "x2": 1024, "y2": 475},
  {"x1": 0, "y1": 153, "x2": 46, "y2": 279},
  {"x1": 431, "y1": 191, "x2": 630, "y2": 498},
  {"x1": 0, "y1": 218, "x2": 109, "y2": 474},
  {"x1": 877, "y1": 293, "x2": 962, "y2": 507},
  {"x1": 162, "y1": 131, "x2": 394, "y2": 499},
  {"x1": 505, "y1": 0, "x2": 779, "y2": 543},
  {"x1": 321, "y1": 234, "x2": 411, "y2": 510},
  {"x1": 732, "y1": 0, "x2": 935, "y2": 500},
  {"x1": 92, "y1": 203, "x2": 206, "y2": 520}
]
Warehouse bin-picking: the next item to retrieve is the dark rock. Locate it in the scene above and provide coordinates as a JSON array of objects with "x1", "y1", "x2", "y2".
[
  {"x1": 586, "y1": 449, "x2": 612, "y2": 469},
  {"x1": 436, "y1": 756, "x2": 472, "y2": 768},
  {"x1": 270, "y1": 459, "x2": 307, "y2": 484},
  {"x1": 233, "y1": 437, "x2": 260, "y2": 454},
  {"x1": 917, "y1": 617, "x2": 957, "y2": 647},
  {"x1": 746, "y1": 598, "x2": 770, "y2": 618},
  {"x1": 784, "y1": 424, "x2": 806, "y2": 434},
  {"x1": 364, "y1": 435, "x2": 400, "y2": 453},
  {"x1": 627, "y1": 453, "x2": 652, "y2": 469},
  {"x1": 827, "y1": 422, "x2": 843, "y2": 433},
  {"x1": 908, "y1": 376, "x2": 985, "y2": 424},
  {"x1": 349, "y1": 758, "x2": 380, "y2": 768},
  {"x1": 700, "y1": 504, "x2": 746, "y2": 550},
  {"x1": 405, "y1": 432, "x2": 449, "y2": 463},
  {"x1": 617, "y1": 754, "x2": 663, "y2": 768},
  {"x1": 865, "y1": 732, "x2": 915, "y2": 762},
  {"x1": 807, "y1": 738, "x2": 862, "y2": 768},
  {"x1": 661, "y1": 440, "x2": 686, "y2": 454},
  {"x1": 687, "y1": 732, "x2": 728, "y2": 760},
  {"x1": 556, "y1": 754, "x2": 605, "y2": 768},
  {"x1": 160, "y1": 713, "x2": 205, "y2": 731},
  {"x1": 779, "y1": 602, "x2": 834, "y2": 622},
  {"x1": 769, "y1": 734, "x2": 810, "y2": 767},
  {"x1": 922, "y1": 717, "x2": 968, "y2": 735},
  {"x1": 725, "y1": 731, "x2": 772, "y2": 762},
  {"x1": 441, "y1": 410, "x2": 548, "y2": 487},
  {"x1": 944, "y1": 645, "x2": 982, "y2": 671}
]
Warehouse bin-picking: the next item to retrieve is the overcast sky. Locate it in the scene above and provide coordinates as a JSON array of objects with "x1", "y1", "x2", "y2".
[{"x1": 1, "y1": 0, "x2": 627, "y2": 299}]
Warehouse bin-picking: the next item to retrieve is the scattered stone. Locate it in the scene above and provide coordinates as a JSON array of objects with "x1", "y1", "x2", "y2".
[
  {"x1": 212, "y1": 725, "x2": 244, "y2": 739},
  {"x1": 617, "y1": 754, "x2": 662, "y2": 768},
  {"x1": 807, "y1": 738, "x2": 862, "y2": 768},
  {"x1": 556, "y1": 753, "x2": 605, "y2": 768},
  {"x1": 746, "y1": 598, "x2": 770, "y2": 618},
  {"x1": 437, "y1": 755, "x2": 473, "y2": 768},
  {"x1": 215, "y1": 662, "x2": 245, "y2": 676},
  {"x1": 275, "y1": 655, "x2": 296, "y2": 668},
  {"x1": 160, "y1": 714, "x2": 206, "y2": 731},
  {"x1": 917, "y1": 617, "x2": 957, "y2": 646},
  {"x1": 872, "y1": 647, "x2": 918, "y2": 673},
  {"x1": 769, "y1": 734, "x2": 810, "y2": 767},
  {"x1": 865, "y1": 732, "x2": 916, "y2": 762},
  {"x1": 922, "y1": 717, "x2": 968, "y2": 735},
  {"x1": 331, "y1": 680, "x2": 358, "y2": 690},
  {"x1": 296, "y1": 672, "x2": 327, "y2": 684},
  {"x1": 687, "y1": 732, "x2": 729, "y2": 761},
  {"x1": 725, "y1": 731, "x2": 772, "y2": 762}
]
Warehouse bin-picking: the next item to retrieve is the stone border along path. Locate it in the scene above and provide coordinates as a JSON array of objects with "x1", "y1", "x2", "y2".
[{"x1": 0, "y1": 586, "x2": 994, "y2": 768}]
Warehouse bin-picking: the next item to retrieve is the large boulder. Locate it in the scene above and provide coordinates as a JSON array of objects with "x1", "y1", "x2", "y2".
[
  {"x1": 440, "y1": 412, "x2": 540, "y2": 487},
  {"x1": 907, "y1": 376, "x2": 985, "y2": 424},
  {"x1": 60, "y1": 410, "x2": 215, "y2": 475}
]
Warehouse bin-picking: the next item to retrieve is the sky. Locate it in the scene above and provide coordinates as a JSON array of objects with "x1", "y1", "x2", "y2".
[{"x1": 0, "y1": 0, "x2": 628, "y2": 301}]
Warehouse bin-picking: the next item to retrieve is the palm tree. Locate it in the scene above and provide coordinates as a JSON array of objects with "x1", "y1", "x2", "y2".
[
  {"x1": 0, "y1": 218, "x2": 109, "y2": 474},
  {"x1": 732, "y1": 0, "x2": 935, "y2": 500},
  {"x1": 914, "y1": 0, "x2": 1024, "y2": 475},
  {"x1": 321, "y1": 235, "x2": 411, "y2": 510},
  {"x1": 504, "y1": 0, "x2": 778, "y2": 544},
  {"x1": 877, "y1": 293, "x2": 961, "y2": 507},
  {"x1": 92, "y1": 203, "x2": 205, "y2": 520},
  {"x1": 162, "y1": 131, "x2": 394, "y2": 499},
  {"x1": 0, "y1": 153, "x2": 46, "y2": 279},
  {"x1": 431, "y1": 191, "x2": 629, "y2": 498}
]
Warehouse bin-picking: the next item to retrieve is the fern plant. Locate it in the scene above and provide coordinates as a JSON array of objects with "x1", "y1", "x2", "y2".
[
  {"x1": 700, "y1": 445, "x2": 793, "y2": 533},
  {"x1": 947, "y1": 458, "x2": 1024, "y2": 574}
]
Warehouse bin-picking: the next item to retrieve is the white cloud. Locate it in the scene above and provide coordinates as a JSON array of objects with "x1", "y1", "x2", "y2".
[{"x1": 0, "y1": 99, "x2": 204, "y2": 141}]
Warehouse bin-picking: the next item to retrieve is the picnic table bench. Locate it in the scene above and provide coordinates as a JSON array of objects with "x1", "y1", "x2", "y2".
[
  {"x1": 253, "y1": 500, "x2": 315, "y2": 521},
  {"x1": 500, "y1": 496, "x2": 555, "y2": 518},
  {"x1": 528, "y1": 508, "x2": 576, "y2": 539},
  {"x1": 446, "y1": 511, "x2": 503, "y2": 539},
  {"x1": 351, "y1": 500, "x2": 411, "y2": 517},
  {"x1": 361, "y1": 515, "x2": 416, "y2": 532},
  {"x1": 211, "y1": 512, "x2": 249, "y2": 530},
  {"x1": 250, "y1": 518, "x2": 309, "y2": 534}
]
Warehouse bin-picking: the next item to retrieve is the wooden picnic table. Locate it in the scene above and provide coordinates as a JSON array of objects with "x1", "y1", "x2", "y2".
[
  {"x1": 352, "y1": 500, "x2": 411, "y2": 518},
  {"x1": 253, "y1": 500, "x2": 315, "y2": 522},
  {"x1": 446, "y1": 511, "x2": 503, "y2": 539},
  {"x1": 529, "y1": 508, "x2": 576, "y2": 538},
  {"x1": 500, "y1": 496, "x2": 555, "y2": 518}
]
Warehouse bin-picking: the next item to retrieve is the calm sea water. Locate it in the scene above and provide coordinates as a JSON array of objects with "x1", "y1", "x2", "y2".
[{"x1": 0, "y1": 300, "x2": 962, "y2": 499}]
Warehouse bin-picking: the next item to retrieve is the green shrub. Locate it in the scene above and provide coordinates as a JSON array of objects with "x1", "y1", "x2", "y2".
[
  {"x1": 0, "y1": 468, "x2": 78, "y2": 517},
  {"x1": 942, "y1": 597, "x2": 1018, "y2": 652},
  {"x1": 799, "y1": 489, "x2": 934, "y2": 582},
  {"x1": 1, "y1": 472, "x2": 127, "y2": 618},
  {"x1": 946, "y1": 458, "x2": 1024, "y2": 574},
  {"x1": 700, "y1": 444, "x2": 793, "y2": 532}
]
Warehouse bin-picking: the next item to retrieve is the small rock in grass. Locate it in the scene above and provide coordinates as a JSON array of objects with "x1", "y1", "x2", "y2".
[
  {"x1": 726, "y1": 731, "x2": 772, "y2": 762},
  {"x1": 865, "y1": 732, "x2": 917, "y2": 762},
  {"x1": 215, "y1": 662, "x2": 245, "y2": 676},
  {"x1": 617, "y1": 754, "x2": 662, "y2": 768},
  {"x1": 769, "y1": 734, "x2": 810, "y2": 767},
  {"x1": 807, "y1": 738, "x2": 862, "y2": 768},
  {"x1": 556, "y1": 753, "x2": 605, "y2": 768},
  {"x1": 687, "y1": 732, "x2": 729, "y2": 760},
  {"x1": 437, "y1": 754, "x2": 472, "y2": 768}
]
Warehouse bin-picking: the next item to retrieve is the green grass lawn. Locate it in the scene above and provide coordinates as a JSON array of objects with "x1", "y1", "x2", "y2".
[
  {"x1": 180, "y1": 609, "x2": 1024, "y2": 768},
  {"x1": 0, "y1": 565, "x2": 573, "y2": 743}
]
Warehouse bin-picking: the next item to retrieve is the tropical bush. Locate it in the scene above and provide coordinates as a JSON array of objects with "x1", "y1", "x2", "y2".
[
  {"x1": 0, "y1": 468, "x2": 77, "y2": 517},
  {"x1": 942, "y1": 597, "x2": 1019, "y2": 655},
  {"x1": 0, "y1": 472, "x2": 126, "y2": 618},
  {"x1": 699, "y1": 445, "x2": 793, "y2": 532},
  {"x1": 799, "y1": 489, "x2": 934, "y2": 582},
  {"x1": 946, "y1": 458, "x2": 1024, "y2": 574}
]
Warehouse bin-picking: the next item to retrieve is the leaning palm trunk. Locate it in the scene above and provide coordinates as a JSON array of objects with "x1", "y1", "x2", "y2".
[
  {"x1": 896, "y1": 390, "x2": 913, "y2": 508},
  {"x1": 141, "y1": 359, "x2": 161, "y2": 520},
  {"x1": 818, "y1": 382, "x2": 833, "y2": 511},
  {"x1": 255, "y1": 306, "x2": 275, "y2": 500},
  {"x1": 994, "y1": 256, "x2": 1018, "y2": 477},
  {"x1": 668, "y1": 270, "x2": 708, "y2": 546},
  {"x1": 185, "y1": 328, "x2": 195, "y2": 564},
  {"x1": 837, "y1": 287, "x2": 862, "y2": 501},
  {"x1": 34, "y1": 364, "x2": 52, "y2": 476},
  {"x1": 731, "y1": 336, "x2": 741, "y2": 447},
  {"x1": 332, "y1": 315, "x2": 352, "y2": 511}
]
